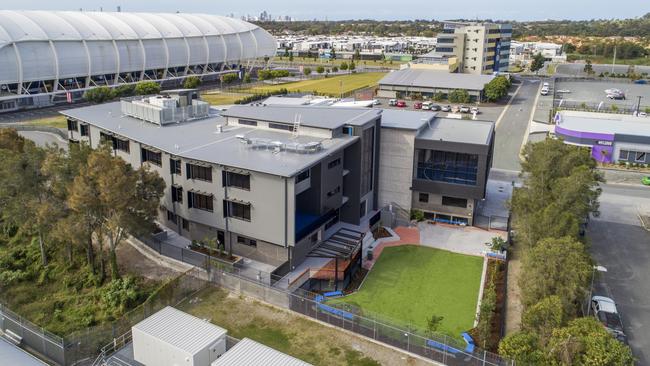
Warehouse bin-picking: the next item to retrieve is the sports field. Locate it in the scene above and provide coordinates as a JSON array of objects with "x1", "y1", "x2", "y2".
[
  {"x1": 329, "y1": 245, "x2": 483, "y2": 337},
  {"x1": 241, "y1": 72, "x2": 386, "y2": 96}
]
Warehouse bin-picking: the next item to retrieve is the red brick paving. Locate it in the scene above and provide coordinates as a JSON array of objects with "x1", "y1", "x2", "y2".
[{"x1": 362, "y1": 226, "x2": 420, "y2": 269}]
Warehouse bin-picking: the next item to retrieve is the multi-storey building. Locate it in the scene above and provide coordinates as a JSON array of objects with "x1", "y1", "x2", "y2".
[
  {"x1": 435, "y1": 21, "x2": 512, "y2": 75},
  {"x1": 61, "y1": 91, "x2": 381, "y2": 271}
]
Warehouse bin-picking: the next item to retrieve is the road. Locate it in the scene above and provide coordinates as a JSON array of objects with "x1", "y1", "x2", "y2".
[
  {"x1": 588, "y1": 183, "x2": 650, "y2": 366},
  {"x1": 17, "y1": 131, "x2": 68, "y2": 150},
  {"x1": 492, "y1": 78, "x2": 540, "y2": 172}
]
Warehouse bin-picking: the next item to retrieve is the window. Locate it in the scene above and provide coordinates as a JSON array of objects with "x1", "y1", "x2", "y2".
[
  {"x1": 419, "y1": 193, "x2": 429, "y2": 203},
  {"x1": 296, "y1": 169, "x2": 310, "y2": 183},
  {"x1": 223, "y1": 200, "x2": 251, "y2": 221},
  {"x1": 619, "y1": 150, "x2": 629, "y2": 160},
  {"x1": 170, "y1": 159, "x2": 181, "y2": 175},
  {"x1": 182, "y1": 218, "x2": 189, "y2": 231},
  {"x1": 238, "y1": 119, "x2": 258, "y2": 126},
  {"x1": 360, "y1": 200, "x2": 367, "y2": 218},
  {"x1": 80, "y1": 124, "x2": 89, "y2": 137},
  {"x1": 237, "y1": 235, "x2": 257, "y2": 247},
  {"x1": 114, "y1": 138, "x2": 130, "y2": 153},
  {"x1": 635, "y1": 151, "x2": 647, "y2": 162},
  {"x1": 268, "y1": 123, "x2": 293, "y2": 131},
  {"x1": 186, "y1": 163, "x2": 212, "y2": 182},
  {"x1": 187, "y1": 192, "x2": 214, "y2": 212},
  {"x1": 141, "y1": 147, "x2": 161, "y2": 166},
  {"x1": 171, "y1": 186, "x2": 183, "y2": 203},
  {"x1": 328, "y1": 158, "x2": 341, "y2": 169},
  {"x1": 310, "y1": 232, "x2": 319, "y2": 244},
  {"x1": 360, "y1": 126, "x2": 375, "y2": 194},
  {"x1": 326, "y1": 186, "x2": 341, "y2": 198},
  {"x1": 222, "y1": 171, "x2": 250, "y2": 190},
  {"x1": 342, "y1": 126, "x2": 353, "y2": 135},
  {"x1": 416, "y1": 150, "x2": 479, "y2": 186},
  {"x1": 166, "y1": 209, "x2": 177, "y2": 223},
  {"x1": 442, "y1": 196, "x2": 468, "y2": 208},
  {"x1": 67, "y1": 119, "x2": 78, "y2": 132}
]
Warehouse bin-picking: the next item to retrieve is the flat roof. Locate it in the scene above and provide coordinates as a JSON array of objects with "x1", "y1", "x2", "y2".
[
  {"x1": 212, "y1": 338, "x2": 312, "y2": 366},
  {"x1": 61, "y1": 103, "x2": 357, "y2": 177},
  {"x1": 557, "y1": 110, "x2": 650, "y2": 137},
  {"x1": 417, "y1": 118, "x2": 494, "y2": 145},
  {"x1": 132, "y1": 307, "x2": 227, "y2": 356},
  {"x1": 222, "y1": 105, "x2": 381, "y2": 130},
  {"x1": 379, "y1": 68, "x2": 495, "y2": 91},
  {"x1": 380, "y1": 109, "x2": 437, "y2": 130},
  {"x1": 0, "y1": 338, "x2": 49, "y2": 366}
]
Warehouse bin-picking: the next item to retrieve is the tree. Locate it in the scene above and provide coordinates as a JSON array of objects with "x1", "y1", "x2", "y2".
[
  {"x1": 432, "y1": 92, "x2": 444, "y2": 102},
  {"x1": 330, "y1": 48, "x2": 336, "y2": 60},
  {"x1": 349, "y1": 61, "x2": 356, "y2": 71},
  {"x1": 303, "y1": 67, "x2": 312, "y2": 76},
  {"x1": 521, "y1": 295, "x2": 565, "y2": 346},
  {"x1": 84, "y1": 86, "x2": 114, "y2": 103},
  {"x1": 288, "y1": 52, "x2": 294, "y2": 62},
  {"x1": 340, "y1": 62, "x2": 349, "y2": 71},
  {"x1": 484, "y1": 76, "x2": 510, "y2": 102},
  {"x1": 134, "y1": 81, "x2": 161, "y2": 95},
  {"x1": 530, "y1": 53, "x2": 546, "y2": 73},
  {"x1": 448, "y1": 89, "x2": 470, "y2": 104},
  {"x1": 112, "y1": 84, "x2": 135, "y2": 98},
  {"x1": 332, "y1": 66, "x2": 339, "y2": 73},
  {"x1": 499, "y1": 332, "x2": 545, "y2": 365},
  {"x1": 583, "y1": 59, "x2": 595, "y2": 76},
  {"x1": 316, "y1": 66, "x2": 325, "y2": 74},
  {"x1": 354, "y1": 48, "x2": 361, "y2": 61},
  {"x1": 183, "y1": 76, "x2": 201, "y2": 89},
  {"x1": 426, "y1": 314, "x2": 444, "y2": 337},
  {"x1": 519, "y1": 237, "x2": 591, "y2": 316}
]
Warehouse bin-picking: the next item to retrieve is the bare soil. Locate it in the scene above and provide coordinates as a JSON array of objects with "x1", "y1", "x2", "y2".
[
  {"x1": 116, "y1": 242, "x2": 180, "y2": 281},
  {"x1": 504, "y1": 244, "x2": 523, "y2": 335}
]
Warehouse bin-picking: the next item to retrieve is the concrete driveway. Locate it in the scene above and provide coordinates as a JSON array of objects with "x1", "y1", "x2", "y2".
[{"x1": 417, "y1": 222, "x2": 506, "y2": 257}]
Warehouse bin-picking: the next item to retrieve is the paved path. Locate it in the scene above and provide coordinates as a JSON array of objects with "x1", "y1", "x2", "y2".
[
  {"x1": 589, "y1": 184, "x2": 650, "y2": 366},
  {"x1": 17, "y1": 130, "x2": 68, "y2": 150},
  {"x1": 492, "y1": 79, "x2": 541, "y2": 171}
]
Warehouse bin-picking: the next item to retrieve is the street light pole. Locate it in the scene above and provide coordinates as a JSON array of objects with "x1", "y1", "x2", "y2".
[
  {"x1": 587, "y1": 265, "x2": 608, "y2": 316},
  {"x1": 636, "y1": 96, "x2": 643, "y2": 115}
]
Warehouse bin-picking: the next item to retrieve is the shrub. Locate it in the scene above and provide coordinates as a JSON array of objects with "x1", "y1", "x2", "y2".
[
  {"x1": 134, "y1": 81, "x2": 161, "y2": 95},
  {"x1": 222, "y1": 73, "x2": 238, "y2": 84},
  {"x1": 234, "y1": 88, "x2": 289, "y2": 104},
  {"x1": 316, "y1": 66, "x2": 325, "y2": 74},
  {"x1": 258, "y1": 69, "x2": 290, "y2": 81},
  {"x1": 332, "y1": 66, "x2": 339, "y2": 72},
  {"x1": 243, "y1": 74, "x2": 251, "y2": 84},
  {"x1": 183, "y1": 76, "x2": 201, "y2": 89},
  {"x1": 410, "y1": 209, "x2": 425, "y2": 222},
  {"x1": 84, "y1": 86, "x2": 114, "y2": 103},
  {"x1": 340, "y1": 62, "x2": 349, "y2": 71},
  {"x1": 112, "y1": 84, "x2": 135, "y2": 98},
  {"x1": 303, "y1": 67, "x2": 312, "y2": 76},
  {"x1": 100, "y1": 277, "x2": 144, "y2": 313},
  {"x1": 432, "y1": 92, "x2": 444, "y2": 102},
  {"x1": 448, "y1": 89, "x2": 470, "y2": 104}
]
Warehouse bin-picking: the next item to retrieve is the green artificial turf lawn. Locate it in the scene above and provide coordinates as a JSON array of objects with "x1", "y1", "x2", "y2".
[
  {"x1": 330, "y1": 245, "x2": 483, "y2": 337},
  {"x1": 241, "y1": 72, "x2": 386, "y2": 96}
]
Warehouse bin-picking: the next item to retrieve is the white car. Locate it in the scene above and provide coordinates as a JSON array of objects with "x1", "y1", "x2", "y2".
[
  {"x1": 540, "y1": 88, "x2": 549, "y2": 96},
  {"x1": 421, "y1": 101, "x2": 432, "y2": 110},
  {"x1": 471, "y1": 106, "x2": 479, "y2": 114}
]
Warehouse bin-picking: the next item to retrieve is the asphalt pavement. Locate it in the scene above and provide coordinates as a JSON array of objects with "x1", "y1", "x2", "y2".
[
  {"x1": 492, "y1": 78, "x2": 540, "y2": 172},
  {"x1": 17, "y1": 131, "x2": 68, "y2": 150},
  {"x1": 588, "y1": 183, "x2": 650, "y2": 366}
]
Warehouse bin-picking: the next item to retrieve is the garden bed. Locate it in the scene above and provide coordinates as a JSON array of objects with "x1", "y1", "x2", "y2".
[
  {"x1": 371, "y1": 226, "x2": 392, "y2": 239},
  {"x1": 469, "y1": 259, "x2": 507, "y2": 352},
  {"x1": 187, "y1": 243, "x2": 241, "y2": 264}
]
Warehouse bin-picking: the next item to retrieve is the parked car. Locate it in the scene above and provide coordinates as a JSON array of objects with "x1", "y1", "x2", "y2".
[
  {"x1": 396, "y1": 100, "x2": 407, "y2": 108},
  {"x1": 543, "y1": 82, "x2": 550, "y2": 88},
  {"x1": 413, "y1": 102, "x2": 423, "y2": 109},
  {"x1": 421, "y1": 101, "x2": 432, "y2": 110},
  {"x1": 441, "y1": 105, "x2": 451, "y2": 112},
  {"x1": 372, "y1": 99, "x2": 381, "y2": 106},
  {"x1": 429, "y1": 104, "x2": 441, "y2": 111},
  {"x1": 460, "y1": 105, "x2": 471, "y2": 113},
  {"x1": 389, "y1": 99, "x2": 397, "y2": 106},
  {"x1": 451, "y1": 105, "x2": 461, "y2": 113},
  {"x1": 591, "y1": 296, "x2": 626, "y2": 341},
  {"x1": 634, "y1": 79, "x2": 647, "y2": 84},
  {"x1": 470, "y1": 106, "x2": 479, "y2": 114},
  {"x1": 642, "y1": 176, "x2": 650, "y2": 186}
]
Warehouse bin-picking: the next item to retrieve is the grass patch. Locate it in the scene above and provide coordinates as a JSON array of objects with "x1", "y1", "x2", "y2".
[
  {"x1": 329, "y1": 245, "x2": 483, "y2": 338},
  {"x1": 23, "y1": 115, "x2": 67, "y2": 129},
  {"x1": 200, "y1": 93, "x2": 250, "y2": 106},
  {"x1": 546, "y1": 63, "x2": 557, "y2": 75},
  {"x1": 567, "y1": 54, "x2": 650, "y2": 66},
  {"x1": 240, "y1": 72, "x2": 386, "y2": 96},
  {"x1": 177, "y1": 286, "x2": 381, "y2": 366}
]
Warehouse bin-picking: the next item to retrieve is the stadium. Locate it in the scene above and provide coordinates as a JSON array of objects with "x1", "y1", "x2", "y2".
[{"x1": 0, "y1": 10, "x2": 276, "y2": 112}]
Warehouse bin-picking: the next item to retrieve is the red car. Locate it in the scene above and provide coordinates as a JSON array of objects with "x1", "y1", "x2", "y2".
[
  {"x1": 413, "y1": 102, "x2": 423, "y2": 109},
  {"x1": 396, "y1": 100, "x2": 407, "y2": 108}
]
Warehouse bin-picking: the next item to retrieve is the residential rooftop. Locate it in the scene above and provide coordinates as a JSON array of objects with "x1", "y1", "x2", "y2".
[
  {"x1": 212, "y1": 338, "x2": 312, "y2": 366},
  {"x1": 61, "y1": 102, "x2": 357, "y2": 177},
  {"x1": 221, "y1": 104, "x2": 382, "y2": 130},
  {"x1": 379, "y1": 68, "x2": 495, "y2": 91},
  {"x1": 416, "y1": 118, "x2": 494, "y2": 145},
  {"x1": 557, "y1": 110, "x2": 650, "y2": 137}
]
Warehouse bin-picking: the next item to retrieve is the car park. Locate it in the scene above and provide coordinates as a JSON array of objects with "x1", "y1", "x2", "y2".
[
  {"x1": 591, "y1": 296, "x2": 626, "y2": 341},
  {"x1": 389, "y1": 99, "x2": 397, "y2": 106},
  {"x1": 396, "y1": 100, "x2": 406, "y2": 108},
  {"x1": 460, "y1": 105, "x2": 470, "y2": 113},
  {"x1": 441, "y1": 105, "x2": 451, "y2": 112}
]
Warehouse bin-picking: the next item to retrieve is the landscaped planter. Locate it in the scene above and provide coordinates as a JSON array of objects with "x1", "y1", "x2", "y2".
[{"x1": 187, "y1": 243, "x2": 242, "y2": 266}]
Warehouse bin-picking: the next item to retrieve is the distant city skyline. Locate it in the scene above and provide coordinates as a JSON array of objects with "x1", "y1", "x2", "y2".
[{"x1": 3, "y1": 0, "x2": 648, "y2": 21}]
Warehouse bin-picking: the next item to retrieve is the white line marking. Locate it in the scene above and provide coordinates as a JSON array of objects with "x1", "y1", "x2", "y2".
[
  {"x1": 495, "y1": 81, "x2": 523, "y2": 128},
  {"x1": 519, "y1": 81, "x2": 544, "y2": 158}
]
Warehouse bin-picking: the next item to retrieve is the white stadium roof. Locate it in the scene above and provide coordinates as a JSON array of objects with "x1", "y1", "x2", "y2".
[{"x1": 0, "y1": 10, "x2": 276, "y2": 85}]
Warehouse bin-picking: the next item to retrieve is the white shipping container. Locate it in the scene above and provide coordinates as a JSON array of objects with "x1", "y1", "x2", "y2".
[{"x1": 132, "y1": 307, "x2": 227, "y2": 366}]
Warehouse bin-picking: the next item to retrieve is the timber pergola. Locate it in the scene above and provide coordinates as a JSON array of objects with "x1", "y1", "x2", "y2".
[{"x1": 307, "y1": 227, "x2": 364, "y2": 291}]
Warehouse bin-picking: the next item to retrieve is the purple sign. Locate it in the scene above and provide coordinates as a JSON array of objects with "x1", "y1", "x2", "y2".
[{"x1": 591, "y1": 145, "x2": 613, "y2": 163}]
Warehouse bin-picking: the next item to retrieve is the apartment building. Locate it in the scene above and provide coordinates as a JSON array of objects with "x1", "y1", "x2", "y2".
[
  {"x1": 61, "y1": 90, "x2": 381, "y2": 270},
  {"x1": 435, "y1": 21, "x2": 512, "y2": 75}
]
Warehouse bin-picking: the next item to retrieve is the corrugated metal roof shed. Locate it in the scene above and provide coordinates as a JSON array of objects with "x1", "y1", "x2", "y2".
[
  {"x1": 379, "y1": 68, "x2": 495, "y2": 91},
  {"x1": 132, "y1": 306, "x2": 227, "y2": 356},
  {"x1": 212, "y1": 338, "x2": 312, "y2": 366}
]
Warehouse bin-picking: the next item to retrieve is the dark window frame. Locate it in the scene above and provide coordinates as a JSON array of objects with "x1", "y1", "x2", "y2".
[
  {"x1": 327, "y1": 158, "x2": 341, "y2": 169},
  {"x1": 67, "y1": 119, "x2": 78, "y2": 132},
  {"x1": 171, "y1": 186, "x2": 183, "y2": 203},
  {"x1": 296, "y1": 170, "x2": 310, "y2": 184},
  {"x1": 188, "y1": 191, "x2": 214, "y2": 212},
  {"x1": 223, "y1": 200, "x2": 251, "y2": 221},
  {"x1": 238, "y1": 119, "x2": 258, "y2": 126},
  {"x1": 141, "y1": 147, "x2": 162, "y2": 166},
  {"x1": 442, "y1": 196, "x2": 468, "y2": 208},
  {"x1": 79, "y1": 124, "x2": 90, "y2": 137},
  {"x1": 268, "y1": 122, "x2": 293, "y2": 131},
  {"x1": 237, "y1": 235, "x2": 257, "y2": 247},
  {"x1": 186, "y1": 163, "x2": 212, "y2": 182},
  {"x1": 419, "y1": 193, "x2": 429, "y2": 203},
  {"x1": 170, "y1": 159, "x2": 181, "y2": 175},
  {"x1": 222, "y1": 171, "x2": 250, "y2": 190}
]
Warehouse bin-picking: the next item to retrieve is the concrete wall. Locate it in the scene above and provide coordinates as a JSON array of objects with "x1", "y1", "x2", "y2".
[{"x1": 378, "y1": 127, "x2": 417, "y2": 211}]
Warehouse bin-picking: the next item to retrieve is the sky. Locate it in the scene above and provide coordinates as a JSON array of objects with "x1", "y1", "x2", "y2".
[{"x1": 3, "y1": 0, "x2": 648, "y2": 21}]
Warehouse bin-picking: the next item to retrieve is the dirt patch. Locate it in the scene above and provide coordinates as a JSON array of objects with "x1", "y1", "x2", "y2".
[
  {"x1": 504, "y1": 244, "x2": 523, "y2": 335},
  {"x1": 178, "y1": 286, "x2": 431, "y2": 366},
  {"x1": 372, "y1": 226, "x2": 392, "y2": 239},
  {"x1": 117, "y1": 242, "x2": 180, "y2": 282}
]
